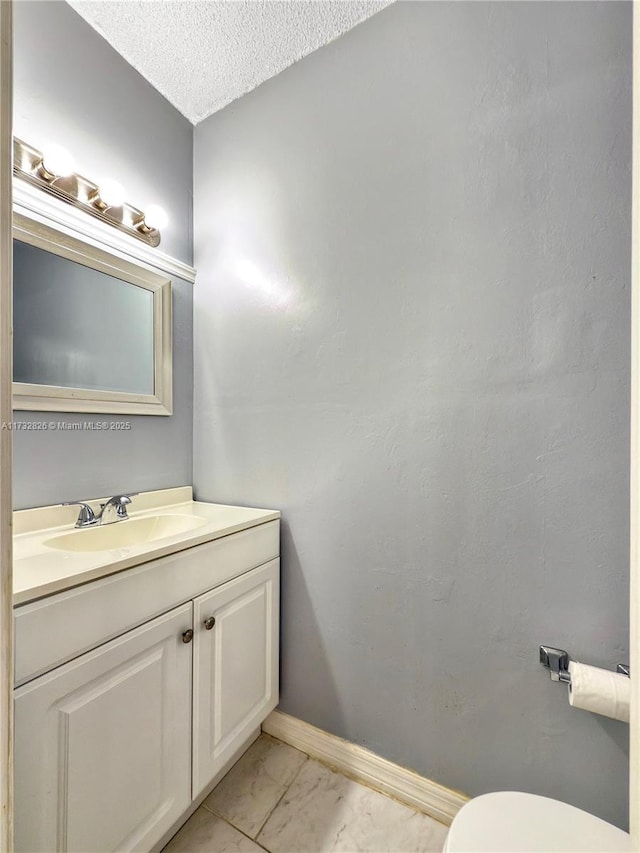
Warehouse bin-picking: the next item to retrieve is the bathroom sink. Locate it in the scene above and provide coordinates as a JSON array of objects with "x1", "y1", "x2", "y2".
[{"x1": 44, "y1": 514, "x2": 208, "y2": 552}]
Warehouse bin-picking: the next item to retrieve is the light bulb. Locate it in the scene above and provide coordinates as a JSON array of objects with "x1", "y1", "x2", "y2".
[
  {"x1": 98, "y1": 178, "x2": 126, "y2": 208},
  {"x1": 41, "y1": 144, "x2": 75, "y2": 178},
  {"x1": 144, "y1": 204, "x2": 168, "y2": 231}
]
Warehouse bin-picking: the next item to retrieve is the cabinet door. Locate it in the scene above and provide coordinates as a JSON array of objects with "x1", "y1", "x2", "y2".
[
  {"x1": 15, "y1": 603, "x2": 193, "y2": 853},
  {"x1": 192, "y1": 559, "x2": 279, "y2": 796}
]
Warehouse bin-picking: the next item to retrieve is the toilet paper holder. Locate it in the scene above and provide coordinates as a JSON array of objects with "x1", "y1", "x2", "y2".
[{"x1": 539, "y1": 645, "x2": 630, "y2": 683}]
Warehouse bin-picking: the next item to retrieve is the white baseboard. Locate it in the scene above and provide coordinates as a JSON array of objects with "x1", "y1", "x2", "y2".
[{"x1": 262, "y1": 710, "x2": 468, "y2": 827}]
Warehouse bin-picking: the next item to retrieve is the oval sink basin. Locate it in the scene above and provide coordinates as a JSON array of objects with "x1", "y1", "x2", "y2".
[{"x1": 44, "y1": 514, "x2": 208, "y2": 552}]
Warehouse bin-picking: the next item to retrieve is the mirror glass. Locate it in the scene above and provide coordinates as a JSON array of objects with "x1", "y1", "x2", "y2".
[
  {"x1": 13, "y1": 240, "x2": 155, "y2": 395},
  {"x1": 12, "y1": 213, "x2": 173, "y2": 416}
]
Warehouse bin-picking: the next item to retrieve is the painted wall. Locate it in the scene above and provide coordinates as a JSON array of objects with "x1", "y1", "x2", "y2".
[
  {"x1": 193, "y1": 1, "x2": 632, "y2": 829},
  {"x1": 12, "y1": 1, "x2": 193, "y2": 509}
]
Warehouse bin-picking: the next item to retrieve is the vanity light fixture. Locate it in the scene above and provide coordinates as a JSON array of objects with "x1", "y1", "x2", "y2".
[{"x1": 12, "y1": 137, "x2": 165, "y2": 247}]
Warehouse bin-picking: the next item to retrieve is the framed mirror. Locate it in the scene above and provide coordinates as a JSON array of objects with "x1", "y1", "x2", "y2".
[{"x1": 12, "y1": 213, "x2": 172, "y2": 415}]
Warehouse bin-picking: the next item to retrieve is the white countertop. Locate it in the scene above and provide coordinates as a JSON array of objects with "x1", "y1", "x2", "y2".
[{"x1": 13, "y1": 487, "x2": 280, "y2": 605}]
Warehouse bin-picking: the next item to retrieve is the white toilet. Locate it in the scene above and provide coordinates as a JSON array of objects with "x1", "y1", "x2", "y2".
[{"x1": 443, "y1": 791, "x2": 633, "y2": 852}]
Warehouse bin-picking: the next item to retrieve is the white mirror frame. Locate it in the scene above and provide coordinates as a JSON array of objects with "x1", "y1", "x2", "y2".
[{"x1": 12, "y1": 212, "x2": 173, "y2": 416}]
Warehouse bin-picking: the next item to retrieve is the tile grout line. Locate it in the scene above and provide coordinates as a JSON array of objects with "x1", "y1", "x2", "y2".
[
  {"x1": 253, "y1": 754, "x2": 311, "y2": 845},
  {"x1": 198, "y1": 736, "x2": 312, "y2": 845},
  {"x1": 216, "y1": 813, "x2": 272, "y2": 852}
]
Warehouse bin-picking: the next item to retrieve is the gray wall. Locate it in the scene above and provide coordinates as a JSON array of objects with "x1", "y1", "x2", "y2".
[
  {"x1": 12, "y1": 1, "x2": 193, "y2": 509},
  {"x1": 194, "y1": 1, "x2": 632, "y2": 829}
]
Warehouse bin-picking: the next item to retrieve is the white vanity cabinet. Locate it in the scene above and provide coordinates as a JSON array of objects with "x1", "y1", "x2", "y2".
[
  {"x1": 13, "y1": 518, "x2": 280, "y2": 853},
  {"x1": 15, "y1": 604, "x2": 193, "y2": 853},
  {"x1": 192, "y1": 559, "x2": 279, "y2": 796}
]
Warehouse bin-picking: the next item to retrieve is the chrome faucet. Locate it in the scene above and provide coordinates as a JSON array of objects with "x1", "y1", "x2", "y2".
[{"x1": 63, "y1": 493, "x2": 137, "y2": 528}]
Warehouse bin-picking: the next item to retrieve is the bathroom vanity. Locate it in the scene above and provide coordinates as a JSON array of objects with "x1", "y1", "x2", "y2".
[{"x1": 12, "y1": 487, "x2": 280, "y2": 852}]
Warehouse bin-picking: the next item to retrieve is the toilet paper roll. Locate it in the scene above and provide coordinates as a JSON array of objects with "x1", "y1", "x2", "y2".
[{"x1": 568, "y1": 661, "x2": 630, "y2": 723}]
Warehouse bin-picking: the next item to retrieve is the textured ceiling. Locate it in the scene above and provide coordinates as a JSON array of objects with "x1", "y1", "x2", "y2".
[{"x1": 67, "y1": 1, "x2": 392, "y2": 125}]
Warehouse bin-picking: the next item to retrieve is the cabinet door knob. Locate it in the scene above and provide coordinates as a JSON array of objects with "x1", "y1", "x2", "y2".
[
  {"x1": 204, "y1": 616, "x2": 216, "y2": 631},
  {"x1": 181, "y1": 629, "x2": 194, "y2": 643}
]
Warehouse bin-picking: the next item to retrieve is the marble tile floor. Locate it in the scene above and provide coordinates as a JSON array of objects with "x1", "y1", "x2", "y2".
[{"x1": 163, "y1": 733, "x2": 449, "y2": 853}]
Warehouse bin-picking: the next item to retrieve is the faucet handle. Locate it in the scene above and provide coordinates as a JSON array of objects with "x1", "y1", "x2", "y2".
[
  {"x1": 115, "y1": 494, "x2": 135, "y2": 517},
  {"x1": 99, "y1": 493, "x2": 137, "y2": 506},
  {"x1": 62, "y1": 501, "x2": 97, "y2": 528},
  {"x1": 100, "y1": 493, "x2": 138, "y2": 519}
]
